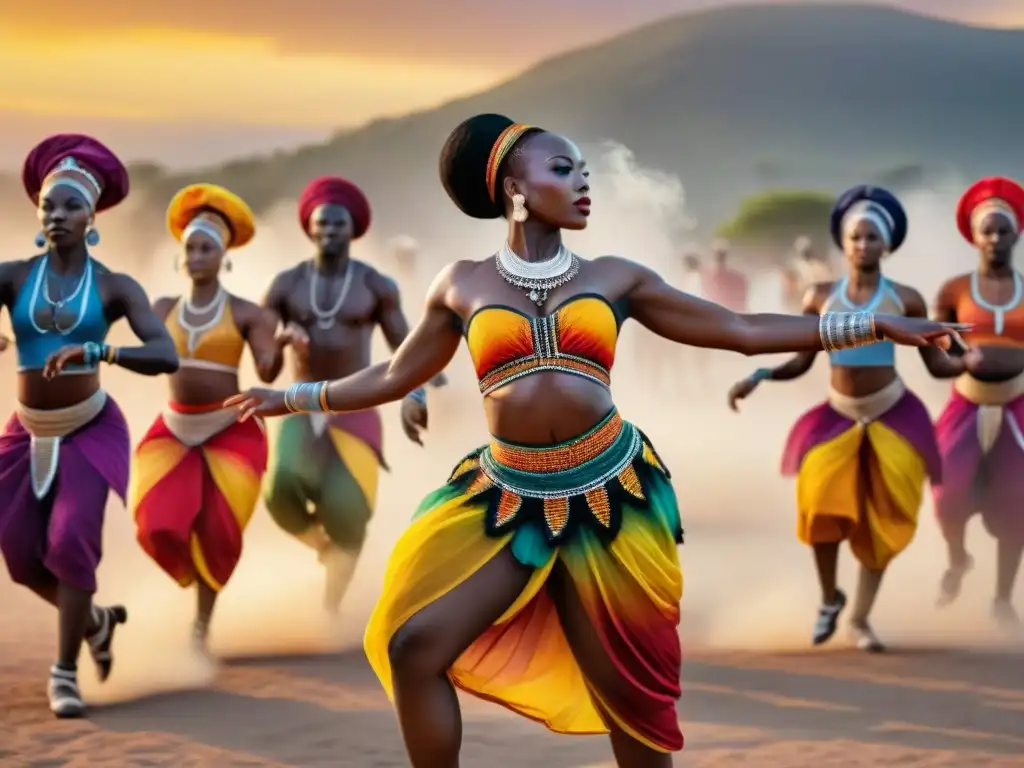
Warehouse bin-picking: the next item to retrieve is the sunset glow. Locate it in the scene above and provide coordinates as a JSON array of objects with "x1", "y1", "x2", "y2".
[{"x1": 0, "y1": 26, "x2": 503, "y2": 127}]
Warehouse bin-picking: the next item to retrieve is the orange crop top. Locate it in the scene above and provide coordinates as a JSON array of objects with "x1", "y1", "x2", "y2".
[
  {"x1": 166, "y1": 295, "x2": 245, "y2": 374},
  {"x1": 955, "y1": 271, "x2": 1024, "y2": 347},
  {"x1": 466, "y1": 294, "x2": 624, "y2": 395}
]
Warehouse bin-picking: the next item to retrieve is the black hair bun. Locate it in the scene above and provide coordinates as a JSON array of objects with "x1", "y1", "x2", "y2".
[{"x1": 439, "y1": 113, "x2": 522, "y2": 219}]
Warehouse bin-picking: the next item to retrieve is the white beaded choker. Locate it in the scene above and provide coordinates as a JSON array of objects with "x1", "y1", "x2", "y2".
[{"x1": 495, "y1": 241, "x2": 580, "y2": 306}]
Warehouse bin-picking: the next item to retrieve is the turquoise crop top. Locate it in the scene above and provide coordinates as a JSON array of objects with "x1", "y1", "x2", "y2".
[
  {"x1": 822, "y1": 276, "x2": 903, "y2": 368},
  {"x1": 11, "y1": 255, "x2": 110, "y2": 373}
]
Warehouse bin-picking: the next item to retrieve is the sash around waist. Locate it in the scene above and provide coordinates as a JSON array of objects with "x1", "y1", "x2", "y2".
[
  {"x1": 17, "y1": 389, "x2": 107, "y2": 438},
  {"x1": 827, "y1": 377, "x2": 906, "y2": 423},
  {"x1": 954, "y1": 371, "x2": 1024, "y2": 406}
]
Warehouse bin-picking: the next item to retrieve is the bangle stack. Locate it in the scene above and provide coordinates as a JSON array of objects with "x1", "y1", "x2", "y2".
[
  {"x1": 751, "y1": 367, "x2": 772, "y2": 384},
  {"x1": 819, "y1": 311, "x2": 880, "y2": 352},
  {"x1": 284, "y1": 381, "x2": 330, "y2": 413},
  {"x1": 82, "y1": 342, "x2": 118, "y2": 366},
  {"x1": 406, "y1": 387, "x2": 427, "y2": 407}
]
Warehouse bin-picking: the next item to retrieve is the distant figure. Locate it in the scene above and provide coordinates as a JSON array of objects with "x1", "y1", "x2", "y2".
[
  {"x1": 389, "y1": 235, "x2": 418, "y2": 285},
  {"x1": 703, "y1": 238, "x2": 749, "y2": 312},
  {"x1": 681, "y1": 251, "x2": 704, "y2": 296},
  {"x1": 786, "y1": 236, "x2": 834, "y2": 311}
]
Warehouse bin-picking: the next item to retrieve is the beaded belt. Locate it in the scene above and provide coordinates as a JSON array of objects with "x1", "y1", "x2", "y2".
[{"x1": 448, "y1": 409, "x2": 668, "y2": 544}]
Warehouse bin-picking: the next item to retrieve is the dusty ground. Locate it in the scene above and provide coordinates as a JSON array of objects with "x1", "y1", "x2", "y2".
[{"x1": 4, "y1": 603, "x2": 1024, "y2": 766}]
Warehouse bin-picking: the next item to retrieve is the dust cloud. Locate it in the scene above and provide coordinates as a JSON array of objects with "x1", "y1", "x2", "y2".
[{"x1": 0, "y1": 148, "x2": 1011, "y2": 707}]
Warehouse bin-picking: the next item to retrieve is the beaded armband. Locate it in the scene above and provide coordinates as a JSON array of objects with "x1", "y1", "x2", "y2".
[
  {"x1": 751, "y1": 367, "x2": 772, "y2": 384},
  {"x1": 284, "y1": 381, "x2": 329, "y2": 413},
  {"x1": 819, "y1": 311, "x2": 880, "y2": 352},
  {"x1": 405, "y1": 387, "x2": 427, "y2": 407}
]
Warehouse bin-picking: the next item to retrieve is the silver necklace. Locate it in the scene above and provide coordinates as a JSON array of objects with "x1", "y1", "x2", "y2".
[
  {"x1": 495, "y1": 241, "x2": 580, "y2": 306},
  {"x1": 179, "y1": 286, "x2": 227, "y2": 354},
  {"x1": 30, "y1": 255, "x2": 94, "y2": 335},
  {"x1": 309, "y1": 260, "x2": 353, "y2": 329}
]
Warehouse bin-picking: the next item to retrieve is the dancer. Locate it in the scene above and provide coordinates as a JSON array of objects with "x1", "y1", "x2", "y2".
[
  {"x1": 130, "y1": 183, "x2": 275, "y2": 651},
  {"x1": 728, "y1": 186, "x2": 946, "y2": 652},
  {"x1": 389, "y1": 235, "x2": 419, "y2": 286},
  {"x1": 931, "y1": 177, "x2": 1024, "y2": 625},
  {"x1": 0, "y1": 134, "x2": 178, "y2": 717},
  {"x1": 227, "y1": 115, "x2": 962, "y2": 767},
  {"x1": 261, "y1": 176, "x2": 438, "y2": 614},
  {"x1": 703, "y1": 238, "x2": 749, "y2": 312}
]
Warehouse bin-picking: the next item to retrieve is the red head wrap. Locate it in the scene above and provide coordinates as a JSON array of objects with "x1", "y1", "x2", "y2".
[
  {"x1": 22, "y1": 134, "x2": 129, "y2": 212},
  {"x1": 297, "y1": 176, "x2": 371, "y2": 239},
  {"x1": 955, "y1": 176, "x2": 1024, "y2": 243}
]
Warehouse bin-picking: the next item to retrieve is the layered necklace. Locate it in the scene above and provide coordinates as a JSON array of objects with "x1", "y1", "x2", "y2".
[
  {"x1": 309, "y1": 259, "x2": 353, "y2": 329},
  {"x1": 29, "y1": 255, "x2": 94, "y2": 335},
  {"x1": 495, "y1": 240, "x2": 580, "y2": 307},
  {"x1": 179, "y1": 286, "x2": 227, "y2": 354}
]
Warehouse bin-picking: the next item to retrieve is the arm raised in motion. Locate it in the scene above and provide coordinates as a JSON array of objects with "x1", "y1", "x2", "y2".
[
  {"x1": 617, "y1": 257, "x2": 965, "y2": 355},
  {"x1": 44, "y1": 274, "x2": 179, "y2": 378},
  {"x1": 726, "y1": 283, "x2": 827, "y2": 411},
  {"x1": 227, "y1": 264, "x2": 464, "y2": 421}
]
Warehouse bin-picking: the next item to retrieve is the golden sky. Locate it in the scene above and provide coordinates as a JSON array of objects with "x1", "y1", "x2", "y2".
[{"x1": 0, "y1": 0, "x2": 1021, "y2": 167}]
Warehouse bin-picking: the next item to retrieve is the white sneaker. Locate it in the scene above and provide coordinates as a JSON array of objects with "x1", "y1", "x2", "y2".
[
  {"x1": 812, "y1": 589, "x2": 847, "y2": 645},
  {"x1": 48, "y1": 665, "x2": 85, "y2": 718},
  {"x1": 850, "y1": 621, "x2": 885, "y2": 653}
]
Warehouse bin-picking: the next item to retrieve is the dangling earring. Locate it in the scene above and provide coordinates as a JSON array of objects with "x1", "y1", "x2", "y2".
[
  {"x1": 173, "y1": 255, "x2": 182, "y2": 272},
  {"x1": 34, "y1": 231, "x2": 46, "y2": 249},
  {"x1": 85, "y1": 226, "x2": 100, "y2": 247},
  {"x1": 512, "y1": 193, "x2": 528, "y2": 223},
  {"x1": 223, "y1": 256, "x2": 232, "y2": 273}
]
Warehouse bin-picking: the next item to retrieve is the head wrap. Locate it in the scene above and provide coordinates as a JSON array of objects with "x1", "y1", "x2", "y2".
[
  {"x1": 439, "y1": 114, "x2": 545, "y2": 219},
  {"x1": 167, "y1": 183, "x2": 255, "y2": 250},
  {"x1": 297, "y1": 176, "x2": 371, "y2": 239},
  {"x1": 22, "y1": 134, "x2": 129, "y2": 213},
  {"x1": 956, "y1": 177, "x2": 1024, "y2": 244},
  {"x1": 830, "y1": 185, "x2": 907, "y2": 252}
]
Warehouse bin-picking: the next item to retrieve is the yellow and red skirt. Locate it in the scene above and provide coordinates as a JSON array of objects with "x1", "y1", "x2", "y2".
[{"x1": 130, "y1": 402, "x2": 268, "y2": 591}]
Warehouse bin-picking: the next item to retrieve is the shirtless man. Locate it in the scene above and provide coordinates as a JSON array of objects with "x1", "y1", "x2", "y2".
[{"x1": 261, "y1": 176, "x2": 444, "y2": 613}]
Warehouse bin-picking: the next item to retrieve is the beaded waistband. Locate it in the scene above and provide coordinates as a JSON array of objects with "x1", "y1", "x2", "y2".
[
  {"x1": 480, "y1": 410, "x2": 641, "y2": 498},
  {"x1": 448, "y1": 409, "x2": 670, "y2": 545}
]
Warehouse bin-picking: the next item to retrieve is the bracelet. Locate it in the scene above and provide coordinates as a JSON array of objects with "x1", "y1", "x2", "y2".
[
  {"x1": 405, "y1": 387, "x2": 427, "y2": 407},
  {"x1": 82, "y1": 342, "x2": 116, "y2": 366},
  {"x1": 819, "y1": 312, "x2": 879, "y2": 352},
  {"x1": 284, "y1": 381, "x2": 328, "y2": 413},
  {"x1": 751, "y1": 367, "x2": 772, "y2": 384}
]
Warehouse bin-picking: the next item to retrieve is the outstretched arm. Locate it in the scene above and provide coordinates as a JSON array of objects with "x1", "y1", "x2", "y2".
[
  {"x1": 619, "y1": 258, "x2": 961, "y2": 355},
  {"x1": 108, "y1": 275, "x2": 179, "y2": 375}
]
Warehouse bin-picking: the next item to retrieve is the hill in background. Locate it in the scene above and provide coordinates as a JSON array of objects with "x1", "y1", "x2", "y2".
[{"x1": 4, "y1": 3, "x2": 1023, "y2": 251}]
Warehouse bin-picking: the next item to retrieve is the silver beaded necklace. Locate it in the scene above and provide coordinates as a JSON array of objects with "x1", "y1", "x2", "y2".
[
  {"x1": 308, "y1": 259, "x2": 353, "y2": 330},
  {"x1": 495, "y1": 241, "x2": 580, "y2": 306}
]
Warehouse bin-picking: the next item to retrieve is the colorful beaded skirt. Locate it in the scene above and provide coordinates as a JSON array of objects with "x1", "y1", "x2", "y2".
[
  {"x1": 364, "y1": 407, "x2": 686, "y2": 752},
  {"x1": 446, "y1": 408, "x2": 683, "y2": 549}
]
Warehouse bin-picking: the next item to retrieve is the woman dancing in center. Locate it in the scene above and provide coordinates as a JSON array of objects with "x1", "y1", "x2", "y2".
[
  {"x1": 0, "y1": 135, "x2": 178, "y2": 717},
  {"x1": 728, "y1": 186, "x2": 946, "y2": 652},
  {"x1": 131, "y1": 184, "x2": 276, "y2": 651},
  {"x1": 227, "y1": 116, "x2": 962, "y2": 767}
]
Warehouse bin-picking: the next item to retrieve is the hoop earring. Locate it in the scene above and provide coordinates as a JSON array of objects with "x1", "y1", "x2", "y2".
[
  {"x1": 85, "y1": 227, "x2": 100, "y2": 247},
  {"x1": 223, "y1": 256, "x2": 232, "y2": 273},
  {"x1": 512, "y1": 193, "x2": 528, "y2": 223},
  {"x1": 34, "y1": 231, "x2": 46, "y2": 249},
  {"x1": 174, "y1": 256, "x2": 182, "y2": 272}
]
